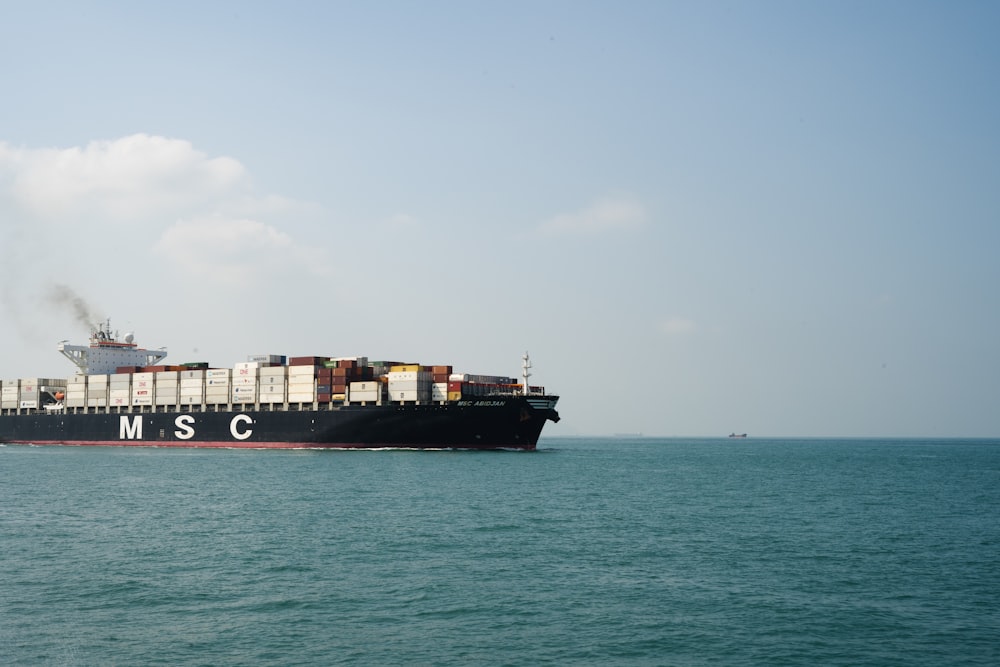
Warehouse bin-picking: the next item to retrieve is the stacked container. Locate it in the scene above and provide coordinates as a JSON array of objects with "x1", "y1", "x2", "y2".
[
  {"x1": 205, "y1": 368, "x2": 231, "y2": 404},
  {"x1": 259, "y1": 366, "x2": 287, "y2": 404},
  {"x1": 0, "y1": 380, "x2": 17, "y2": 409},
  {"x1": 110, "y1": 373, "x2": 132, "y2": 407},
  {"x1": 232, "y1": 362, "x2": 258, "y2": 404},
  {"x1": 287, "y1": 363, "x2": 316, "y2": 403},
  {"x1": 347, "y1": 380, "x2": 382, "y2": 404},
  {"x1": 387, "y1": 367, "x2": 432, "y2": 402},
  {"x1": 132, "y1": 372, "x2": 154, "y2": 406},
  {"x1": 179, "y1": 369, "x2": 204, "y2": 406},
  {"x1": 66, "y1": 376, "x2": 87, "y2": 408},
  {"x1": 86, "y1": 375, "x2": 108, "y2": 407},
  {"x1": 155, "y1": 371, "x2": 179, "y2": 406}
]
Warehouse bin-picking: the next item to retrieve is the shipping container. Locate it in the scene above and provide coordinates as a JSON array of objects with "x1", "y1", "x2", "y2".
[
  {"x1": 289, "y1": 356, "x2": 326, "y2": 366},
  {"x1": 247, "y1": 354, "x2": 285, "y2": 364},
  {"x1": 391, "y1": 389, "x2": 428, "y2": 402}
]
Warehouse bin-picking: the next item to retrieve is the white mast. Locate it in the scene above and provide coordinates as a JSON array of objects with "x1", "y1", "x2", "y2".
[{"x1": 521, "y1": 351, "x2": 532, "y2": 396}]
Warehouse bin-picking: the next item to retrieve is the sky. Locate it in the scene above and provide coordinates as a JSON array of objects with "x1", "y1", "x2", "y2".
[{"x1": 1, "y1": 1, "x2": 998, "y2": 437}]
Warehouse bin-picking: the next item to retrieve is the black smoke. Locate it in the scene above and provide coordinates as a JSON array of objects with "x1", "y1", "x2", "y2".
[{"x1": 46, "y1": 284, "x2": 102, "y2": 332}]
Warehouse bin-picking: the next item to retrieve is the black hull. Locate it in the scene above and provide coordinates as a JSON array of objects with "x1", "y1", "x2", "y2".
[{"x1": 0, "y1": 396, "x2": 559, "y2": 450}]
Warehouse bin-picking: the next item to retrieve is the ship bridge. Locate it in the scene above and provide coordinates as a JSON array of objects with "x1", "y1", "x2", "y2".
[{"x1": 58, "y1": 320, "x2": 167, "y2": 375}]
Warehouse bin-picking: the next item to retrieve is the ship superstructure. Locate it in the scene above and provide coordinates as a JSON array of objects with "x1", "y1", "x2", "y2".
[{"x1": 58, "y1": 320, "x2": 168, "y2": 375}]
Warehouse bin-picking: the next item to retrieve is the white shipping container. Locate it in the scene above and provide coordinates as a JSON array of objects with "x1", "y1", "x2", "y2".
[
  {"x1": 259, "y1": 393, "x2": 284, "y2": 403},
  {"x1": 87, "y1": 387, "x2": 109, "y2": 398},
  {"x1": 205, "y1": 378, "x2": 231, "y2": 387},
  {"x1": 206, "y1": 369, "x2": 231, "y2": 379},
  {"x1": 66, "y1": 390, "x2": 87, "y2": 400},
  {"x1": 248, "y1": 354, "x2": 284, "y2": 364},
  {"x1": 259, "y1": 367, "x2": 288, "y2": 378},
  {"x1": 205, "y1": 387, "x2": 230, "y2": 398},
  {"x1": 260, "y1": 384, "x2": 285, "y2": 395},
  {"x1": 110, "y1": 381, "x2": 132, "y2": 391},
  {"x1": 87, "y1": 398, "x2": 108, "y2": 407},
  {"x1": 1, "y1": 400, "x2": 19, "y2": 409},
  {"x1": 391, "y1": 390, "x2": 428, "y2": 402},
  {"x1": 133, "y1": 372, "x2": 154, "y2": 383},
  {"x1": 232, "y1": 376, "x2": 256, "y2": 387},
  {"x1": 234, "y1": 362, "x2": 260, "y2": 372},
  {"x1": 179, "y1": 395, "x2": 202, "y2": 406},
  {"x1": 349, "y1": 390, "x2": 380, "y2": 402},
  {"x1": 349, "y1": 381, "x2": 380, "y2": 392},
  {"x1": 1, "y1": 387, "x2": 19, "y2": 397},
  {"x1": 181, "y1": 369, "x2": 205, "y2": 380},
  {"x1": 132, "y1": 397, "x2": 153, "y2": 406},
  {"x1": 155, "y1": 394, "x2": 177, "y2": 406},
  {"x1": 180, "y1": 379, "x2": 203, "y2": 389},
  {"x1": 287, "y1": 391, "x2": 315, "y2": 402},
  {"x1": 388, "y1": 371, "x2": 430, "y2": 382},
  {"x1": 288, "y1": 365, "x2": 316, "y2": 378},
  {"x1": 155, "y1": 371, "x2": 179, "y2": 381},
  {"x1": 431, "y1": 383, "x2": 449, "y2": 401},
  {"x1": 110, "y1": 396, "x2": 129, "y2": 407},
  {"x1": 66, "y1": 397, "x2": 85, "y2": 407},
  {"x1": 111, "y1": 373, "x2": 133, "y2": 383},
  {"x1": 132, "y1": 389, "x2": 152, "y2": 399},
  {"x1": 110, "y1": 389, "x2": 130, "y2": 400}
]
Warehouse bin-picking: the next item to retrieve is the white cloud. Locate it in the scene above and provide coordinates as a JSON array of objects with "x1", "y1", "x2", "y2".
[
  {"x1": 0, "y1": 134, "x2": 328, "y2": 288},
  {"x1": 1, "y1": 134, "x2": 246, "y2": 222},
  {"x1": 659, "y1": 317, "x2": 697, "y2": 335},
  {"x1": 154, "y1": 216, "x2": 330, "y2": 285},
  {"x1": 538, "y1": 195, "x2": 647, "y2": 235}
]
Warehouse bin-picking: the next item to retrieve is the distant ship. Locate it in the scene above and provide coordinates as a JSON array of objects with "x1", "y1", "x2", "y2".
[
  {"x1": 728, "y1": 433, "x2": 748, "y2": 438},
  {"x1": 0, "y1": 321, "x2": 560, "y2": 450}
]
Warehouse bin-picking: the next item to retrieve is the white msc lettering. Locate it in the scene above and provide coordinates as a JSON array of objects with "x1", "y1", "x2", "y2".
[
  {"x1": 120, "y1": 415, "x2": 143, "y2": 440},
  {"x1": 230, "y1": 414, "x2": 253, "y2": 440},
  {"x1": 174, "y1": 415, "x2": 195, "y2": 440}
]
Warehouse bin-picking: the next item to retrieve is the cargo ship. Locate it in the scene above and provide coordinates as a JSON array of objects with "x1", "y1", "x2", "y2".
[{"x1": 0, "y1": 322, "x2": 559, "y2": 450}]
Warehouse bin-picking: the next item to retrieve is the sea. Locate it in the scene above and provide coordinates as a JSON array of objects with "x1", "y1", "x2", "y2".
[{"x1": 2, "y1": 437, "x2": 998, "y2": 666}]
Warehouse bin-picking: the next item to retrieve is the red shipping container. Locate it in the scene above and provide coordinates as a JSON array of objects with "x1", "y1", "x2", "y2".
[{"x1": 289, "y1": 356, "x2": 327, "y2": 366}]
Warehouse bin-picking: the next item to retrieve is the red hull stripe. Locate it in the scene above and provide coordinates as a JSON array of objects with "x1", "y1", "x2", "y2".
[{"x1": 6, "y1": 440, "x2": 534, "y2": 450}]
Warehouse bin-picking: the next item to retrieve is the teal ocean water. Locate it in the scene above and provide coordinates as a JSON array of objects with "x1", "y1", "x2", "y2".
[{"x1": 2, "y1": 437, "x2": 998, "y2": 666}]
